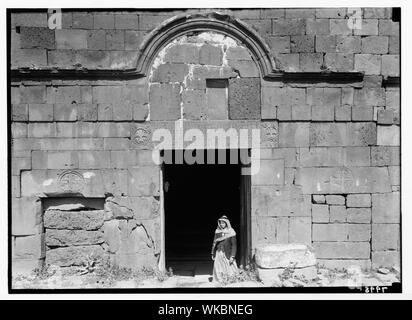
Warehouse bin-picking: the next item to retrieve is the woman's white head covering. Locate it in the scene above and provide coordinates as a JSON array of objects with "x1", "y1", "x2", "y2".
[
  {"x1": 215, "y1": 215, "x2": 236, "y2": 237},
  {"x1": 217, "y1": 215, "x2": 232, "y2": 229}
]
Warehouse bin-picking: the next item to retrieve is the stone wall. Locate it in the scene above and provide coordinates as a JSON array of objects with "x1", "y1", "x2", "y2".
[
  {"x1": 44, "y1": 205, "x2": 106, "y2": 268},
  {"x1": 10, "y1": 8, "x2": 400, "y2": 275},
  {"x1": 40, "y1": 199, "x2": 157, "y2": 271}
]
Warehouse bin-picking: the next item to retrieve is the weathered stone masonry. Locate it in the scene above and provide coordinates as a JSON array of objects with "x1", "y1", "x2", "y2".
[{"x1": 10, "y1": 8, "x2": 400, "y2": 275}]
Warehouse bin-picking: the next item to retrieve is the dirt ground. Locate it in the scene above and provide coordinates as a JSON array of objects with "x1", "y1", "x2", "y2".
[{"x1": 12, "y1": 266, "x2": 400, "y2": 289}]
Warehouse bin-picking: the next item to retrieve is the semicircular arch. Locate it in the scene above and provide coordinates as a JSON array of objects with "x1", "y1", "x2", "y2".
[{"x1": 136, "y1": 11, "x2": 278, "y2": 78}]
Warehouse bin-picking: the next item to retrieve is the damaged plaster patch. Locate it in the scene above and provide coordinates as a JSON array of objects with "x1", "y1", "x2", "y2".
[
  {"x1": 182, "y1": 64, "x2": 194, "y2": 89},
  {"x1": 43, "y1": 178, "x2": 53, "y2": 186},
  {"x1": 197, "y1": 32, "x2": 238, "y2": 47},
  {"x1": 150, "y1": 31, "x2": 251, "y2": 80},
  {"x1": 149, "y1": 42, "x2": 169, "y2": 78},
  {"x1": 83, "y1": 172, "x2": 95, "y2": 179}
]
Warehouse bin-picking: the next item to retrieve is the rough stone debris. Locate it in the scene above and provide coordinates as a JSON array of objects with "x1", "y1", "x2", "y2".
[
  {"x1": 45, "y1": 229, "x2": 105, "y2": 247},
  {"x1": 254, "y1": 244, "x2": 317, "y2": 285},
  {"x1": 44, "y1": 210, "x2": 105, "y2": 230},
  {"x1": 257, "y1": 266, "x2": 317, "y2": 286},
  {"x1": 10, "y1": 8, "x2": 400, "y2": 287},
  {"x1": 41, "y1": 197, "x2": 158, "y2": 271},
  {"x1": 255, "y1": 244, "x2": 316, "y2": 268}
]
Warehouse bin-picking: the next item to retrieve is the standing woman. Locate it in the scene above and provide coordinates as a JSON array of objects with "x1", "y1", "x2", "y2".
[{"x1": 211, "y1": 215, "x2": 238, "y2": 282}]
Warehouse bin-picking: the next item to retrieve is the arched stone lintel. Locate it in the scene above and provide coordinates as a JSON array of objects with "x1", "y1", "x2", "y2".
[{"x1": 137, "y1": 11, "x2": 278, "y2": 79}]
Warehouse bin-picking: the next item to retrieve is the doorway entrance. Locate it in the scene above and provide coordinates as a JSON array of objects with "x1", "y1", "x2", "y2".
[{"x1": 162, "y1": 149, "x2": 251, "y2": 277}]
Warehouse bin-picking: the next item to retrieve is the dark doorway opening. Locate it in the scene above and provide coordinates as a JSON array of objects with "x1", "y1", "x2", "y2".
[{"x1": 162, "y1": 149, "x2": 249, "y2": 277}]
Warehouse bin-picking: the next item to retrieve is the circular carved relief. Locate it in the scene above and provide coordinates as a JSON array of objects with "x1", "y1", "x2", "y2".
[
  {"x1": 58, "y1": 170, "x2": 85, "y2": 192},
  {"x1": 132, "y1": 126, "x2": 151, "y2": 147}
]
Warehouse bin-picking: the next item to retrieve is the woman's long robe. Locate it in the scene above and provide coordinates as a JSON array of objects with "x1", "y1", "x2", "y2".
[{"x1": 211, "y1": 232, "x2": 238, "y2": 282}]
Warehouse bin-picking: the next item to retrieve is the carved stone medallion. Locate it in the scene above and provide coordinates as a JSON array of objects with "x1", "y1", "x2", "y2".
[{"x1": 58, "y1": 170, "x2": 85, "y2": 192}]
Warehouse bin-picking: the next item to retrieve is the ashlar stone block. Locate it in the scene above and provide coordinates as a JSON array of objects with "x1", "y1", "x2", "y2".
[{"x1": 229, "y1": 78, "x2": 260, "y2": 120}]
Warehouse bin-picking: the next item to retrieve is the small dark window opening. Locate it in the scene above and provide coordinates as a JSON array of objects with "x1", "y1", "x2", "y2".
[
  {"x1": 392, "y1": 8, "x2": 400, "y2": 22},
  {"x1": 206, "y1": 79, "x2": 228, "y2": 88},
  {"x1": 42, "y1": 197, "x2": 105, "y2": 213}
]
